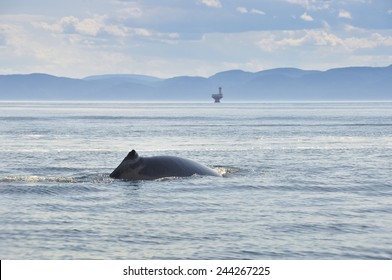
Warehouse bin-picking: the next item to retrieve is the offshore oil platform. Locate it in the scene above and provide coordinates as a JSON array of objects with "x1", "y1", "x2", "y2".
[{"x1": 211, "y1": 87, "x2": 223, "y2": 103}]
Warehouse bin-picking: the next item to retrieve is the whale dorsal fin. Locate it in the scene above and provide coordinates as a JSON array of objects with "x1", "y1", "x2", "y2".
[{"x1": 125, "y1": 149, "x2": 139, "y2": 160}]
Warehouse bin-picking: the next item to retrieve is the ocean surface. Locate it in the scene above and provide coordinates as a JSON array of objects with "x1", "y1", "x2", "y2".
[{"x1": 0, "y1": 101, "x2": 391, "y2": 260}]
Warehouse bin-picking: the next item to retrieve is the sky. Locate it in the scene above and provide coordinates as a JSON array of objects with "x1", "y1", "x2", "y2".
[{"x1": 0, "y1": 0, "x2": 392, "y2": 78}]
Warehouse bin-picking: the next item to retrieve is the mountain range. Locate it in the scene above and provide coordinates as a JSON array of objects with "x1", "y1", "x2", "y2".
[{"x1": 1, "y1": 65, "x2": 391, "y2": 101}]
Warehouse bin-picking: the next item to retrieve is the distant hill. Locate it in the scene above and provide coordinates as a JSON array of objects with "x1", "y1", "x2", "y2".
[
  {"x1": 1, "y1": 65, "x2": 391, "y2": 100},
  {"x1": 84, "y1": 74, "x2": 163, "y2": 85}
]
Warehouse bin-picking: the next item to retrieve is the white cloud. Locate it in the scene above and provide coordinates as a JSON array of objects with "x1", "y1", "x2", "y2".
[
  {"x1": 38, "y1": 15, "x2": 137, "y2": 38},
  {"x1": 237, "y1": 7, "x2": 265, "y2": 15},
  {"x1": 200, "y1": 0, "x2": 222, "y2": 8},
  {"x1": 39, "y1": 15, "x2": 107, "y2": 36},
  {"x1": 300, "y1": 12, "x2": 313, "y2": 22},
  {"x1": 256, "y1": 30, "x2": 345, "y2": 52},
  {"x1": 104, "y1": 25, "x2": 128, "y2": 37},
  {"x1": 345, "y1": 33, "x2": 392, "y2": 50},
  {"x1": 255, "y1": 28, "x2": 392, "y2": 54},
  {"x1": 0, "y1": 21, "x2": 81, "y2": 71},
  {"x1": 339, "y1": 10, "x2": 352, "y2": 19},
  {"x1": 344, "y1": 24, "x2": 362, "y2": 32},
  {"x1": 287, "y1": 0, "x2": 330, "y2": 10},
  {"x1": 287, "y1": 0, "x2": 308, "y2": 5},
  {"x1": 132, "y1": 28, "x2": 152, "y2": 37},
  {"x1": 75, "y1": 16, "x2": 106, "y2": 36},
  {"x1": 251, "y1": 9, "x2": 266, "y2": 15},
  {"x1": 388, "y1": 9, "x2": 392, "y2": 15},
  {"x1": 36, "y1": 13, "x2": 184, "y2": 47},
  {"x1": 120, "y1": 7, "x2": 143, "y2": 18},
  {"x1": 237, "y1": 7, "x2": 248, "y2": 14}
]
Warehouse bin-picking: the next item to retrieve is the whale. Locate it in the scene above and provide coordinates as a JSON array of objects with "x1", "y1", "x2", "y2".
[{"x1": 110, "y1": 150, "x2": 221, "y2": 180}]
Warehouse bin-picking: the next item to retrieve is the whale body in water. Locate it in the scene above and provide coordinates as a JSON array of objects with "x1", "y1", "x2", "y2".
[{"x1": 110, "y1": 150, "x2": 220, "y2": 180}]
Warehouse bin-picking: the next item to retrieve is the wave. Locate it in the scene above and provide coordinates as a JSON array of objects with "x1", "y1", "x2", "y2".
[
  {"x1": 212, "y1": 166, "x2": 239, "y2": 177},
  {"x1": 0, "y1": 170, "x2": 236, "y2": 184},
  {"x1": 0, "y1": 174, "x2": 112, "y2": 184}
]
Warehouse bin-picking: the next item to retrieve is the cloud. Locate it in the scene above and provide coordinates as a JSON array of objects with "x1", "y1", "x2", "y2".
[
  {"x1": 251, "y1": 8, "x2": 266, "y2": 15},
  {"x1": 200, "y1": 0, "x2": 222, "y2": 8},
  {"x1": 344, "y1": 33, "x2": 392, "y2": 50},
  {"x1": 0, "y1": 15, "x2": 144, "y2": 77},
  {"x1": 300, "y1": 12, "x2": 314, "y2": 22},
  {"x1": 287, "y1": 0, "x2": 309, "y2": 6},
  {"x1": 38, "y1": 15, "x2": 157, "y2": 39},
  {"x1": 0, "y1": 20, "x2": 80, "y2": 73},
  {"x1": 119, "y1": 7, "x2": 143, "y2": 18},
  {"x1": 74, "y1": 16, "x2": 106, "y2": 36},
  {"x1": 255, "y1": 28, "x2": 392, "y2": 54},
  {"x1": 236, "y1": 7, "x2": 265, "y2": 15},
  {"x1": 37, "y1": 13, "x2": 184, "y2": 46},
  {"x1": 256, "y1": 30, "x2": 343, "y2": 52},
  {"x1": 339, "y1": 10, "x2": 352, "y2": 19},
  {"x1": 236, "y1": 7, "x2": 248, "y2": 14},
  {"x1": 286, "y1": 0, "x2": 330, "y2": 10},
  {"x1": 39, "y1": 15, "x2": 108, "y2": 36}
]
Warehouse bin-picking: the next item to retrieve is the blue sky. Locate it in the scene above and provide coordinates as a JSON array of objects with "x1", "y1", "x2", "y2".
[{"x1": 1, "y1": 0, "x2": 391, "y2": 78}]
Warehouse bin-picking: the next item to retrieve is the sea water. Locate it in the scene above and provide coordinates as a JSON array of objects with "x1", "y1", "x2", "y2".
[{"x1": 0, "y1": 101, "x2": 391, "y2": 259}]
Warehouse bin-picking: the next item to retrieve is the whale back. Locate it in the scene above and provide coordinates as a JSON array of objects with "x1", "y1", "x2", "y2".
[
  {"x1": 139, "y1": 156, "x2": 219, "y2": 179},
  {"x1": 110, "y1": 150, "x2": 220, "y2": 180}
]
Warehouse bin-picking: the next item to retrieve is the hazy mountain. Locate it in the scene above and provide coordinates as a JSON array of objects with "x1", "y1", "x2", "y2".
[
  {"x1": 84, "y1": 74, "x2": 163, "y2": 85},
  {"x1": 0, "y1": 73, "x2": 91, "y2": 100},
  {"x1": 209, "y1": 70, "x2": 254, "y2": 87},
  {"x1": 0, "y1": 65, "x2": 391, "y2": 101}
]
